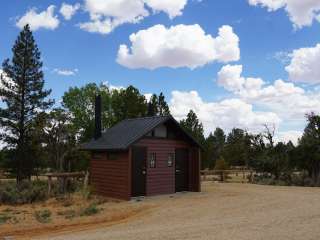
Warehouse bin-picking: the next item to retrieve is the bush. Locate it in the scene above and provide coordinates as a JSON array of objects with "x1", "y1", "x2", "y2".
[
  {"x1": 290, "y1": 174, "x2": 305, "y2": 186},
  {"x1": 252, "y1": 174, "x2": 291, "y2": 186},
  {"x1": 303, "y1": 177, "x2": 314, "y2": 187},
  {"x1": 34, "y1": 209, "x2": 52, "y2": 223},
  {"x1": 80, "y1": 203, "x2": 99, "y2": 216},
  {"x1": 0, "y1": 180, "x2": 48, "y2": 204},
  {"x1": 252, "y1": 172, "x2": 318, "y2": 187},
  {"x1": 0, "y1": 213, "x2": 11, "y2": 224},
  {"x1": 0, "y1": 179, "x2": 88, "y2": 205}
]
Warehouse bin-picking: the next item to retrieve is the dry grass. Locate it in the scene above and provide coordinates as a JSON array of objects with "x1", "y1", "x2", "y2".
[
  {"x1": 0, "y1": 193, "x2": 154, "y2": 240},
  {"x1": 2, "y1": 183, "x2": 320, "y2": 240}
]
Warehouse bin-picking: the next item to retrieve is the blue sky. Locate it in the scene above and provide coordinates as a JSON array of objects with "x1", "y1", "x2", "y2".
[{"x1": 1, "y1": 0, "x2": 320, "y2": 143}]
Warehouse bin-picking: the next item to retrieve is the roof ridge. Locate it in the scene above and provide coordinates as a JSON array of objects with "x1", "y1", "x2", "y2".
[{"x1": 124, "y1": 115, "x2": 171, "y2": 121}]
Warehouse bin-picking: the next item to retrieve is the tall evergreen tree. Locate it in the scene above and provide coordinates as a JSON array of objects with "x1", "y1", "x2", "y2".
[
  {"x1": 223, "y1": 128, "x2": 251, "y2": 166},
  {"x1": 147, "y1": 94, "x2": 158, "y2": 116},
  {"x1": 158, "y1": 92, "x2": 170, "y2": 116},
  {"x1": 147, "y1": 93, "x2": 170, "y2": 117},
  {"x1": 203, "y1": 133, "x2": 215, "y2": 169},
  {"x1": 296, "y1": 113, "x2": 320, "y2": 185},
  {"x1": 180, "y1": 110, "x2": 204, "y2": 144},
  {"x1": 0, "y1": 25, "x2": 53, "y2": 182},
  {"x1": 204, "y1": 128, "x2": 226, "y2": 169}
]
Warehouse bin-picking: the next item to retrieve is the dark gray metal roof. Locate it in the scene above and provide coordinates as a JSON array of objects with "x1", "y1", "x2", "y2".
[{"x1": 81, "y1": 115, "x2": 201, "y2": 151}]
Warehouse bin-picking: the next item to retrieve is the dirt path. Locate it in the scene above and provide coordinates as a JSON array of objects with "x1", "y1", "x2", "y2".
[{"x1": 5, "y1": 183, "x2": 320, "y2": 240}]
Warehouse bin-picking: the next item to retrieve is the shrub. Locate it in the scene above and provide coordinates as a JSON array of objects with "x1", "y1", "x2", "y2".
[
  {"x1": 291, "y1": 174, "x2": 304, "y2": 186},
  {"x1": 252, "y1": 175, "x2": 290, "y2": 186},
  {"x1": 0, "y1": 179, "x2": 88, "y2": 205},
  {"x1": 19, "y1": 180, "x2": 47, "y2": 203},
  {"x1": 303, "y1": 177, "x2": 314, "y2": 187},
  {"x1": 80, "y1": 203, "x2": 99, "y2": 216},
  {"x1": 0, "y1": 213, "x2": 11, "y2": 224},
  {"x1": 0, "y1": 180, "x2": 48, "y2": 204},
  {"x1": 252, "y1": 173, "x2": 317, "y2": 187},
  {"x1": 34, "y1": 209, "x2": 52, "y2": 223}
]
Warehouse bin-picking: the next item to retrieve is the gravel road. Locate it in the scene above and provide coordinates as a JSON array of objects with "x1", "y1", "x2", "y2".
[{"x1": 39, "y1": 182, "x2": 320, "y2": 240}]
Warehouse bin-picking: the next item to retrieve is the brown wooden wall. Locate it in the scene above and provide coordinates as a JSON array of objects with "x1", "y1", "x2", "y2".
[
  {"x1": 89, "y1": 151, "x2": 130, "y2": 200},
  {"x1": 134, "y1": 138, "x2": 200, "y2": 196}
]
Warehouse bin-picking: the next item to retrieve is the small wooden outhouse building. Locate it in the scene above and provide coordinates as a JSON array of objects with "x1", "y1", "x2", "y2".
[{"x1": 82, "y1": 115, "x2": 201, "y2": 200}]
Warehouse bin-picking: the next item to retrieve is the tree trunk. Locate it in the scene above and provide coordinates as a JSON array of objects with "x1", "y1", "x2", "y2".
[
  {"x1": 313, "y1": 162, "x2": 320, "y2": 186},
  {"x1": 17, "y1": 39, "x2": 27, "y2": 183}
]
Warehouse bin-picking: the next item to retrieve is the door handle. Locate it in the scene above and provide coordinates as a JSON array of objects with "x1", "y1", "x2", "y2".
[
  {"x1": 142, "y1": 170, "x2": 146, "y2": 175},
  {"x1": 176, "y1": 170, "x2": 180, "y2": 173}
]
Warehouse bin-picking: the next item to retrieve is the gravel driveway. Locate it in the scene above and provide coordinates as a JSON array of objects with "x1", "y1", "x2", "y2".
[{"x1": 39, "y1": 182, "x2": 320, "y2": 240}]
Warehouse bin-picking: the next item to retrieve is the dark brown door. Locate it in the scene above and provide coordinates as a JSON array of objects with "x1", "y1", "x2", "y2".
[
  {"x1": 131, "y1": 147, "x2": 147, "y2": 197},
  {"x1": 175, "y1": 148, "x2": 189, "y2": 192}
]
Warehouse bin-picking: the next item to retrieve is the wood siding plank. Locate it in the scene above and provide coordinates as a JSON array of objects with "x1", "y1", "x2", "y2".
[{"x1": 89, "y1": 151, "x2": 130, "y2": 200}]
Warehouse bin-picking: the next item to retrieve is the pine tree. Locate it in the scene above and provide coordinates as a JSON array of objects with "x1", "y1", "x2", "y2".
[
  {"x1": 0, "y1": 25, "x2": 53, "y2": 182},
  {"x1": 297, "y1": 113, "x2": 320, "y2": 185},
  {"x1": 203, "y1": 128, "x2": 226, "y2": 169},
  {"x1": 147, "y1": 94, "x2": 158, "y2": 116},
  {"x1": 223, "y1": 128, "x2": 252, "y2": 167},
  {"x1": 158, "y1": 92, "x2": 170, "y2": 116},
  {"x1": 180, "y1": 110, "x2": 204, "y2": 144},
  {"x1": 146, "y1": 93, "x2": 170, "y2": 117}
]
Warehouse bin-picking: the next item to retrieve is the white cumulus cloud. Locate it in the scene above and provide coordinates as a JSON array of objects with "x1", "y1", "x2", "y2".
[
  {"x1": 16, "y1": 5, "x2": 60, "y2": 31},
  {"x1": 275, "y1": 130, "x2": 302, "y2": 145},
  {"x1": 248, "y1": 0, "x2": 320, "y2": 29},
  {"x1": 60, "y1": 3, "x2": 81, "y2": 20},
  {"x1": 217, "y1": 64, "x2": 304, "y2": 99},
  {"x1": 144, "y1": 93, "x2": 153, "y2": 102},
  {"x1": 144, "y1": 0, "x2": 188, "y2": 19},
  {"x1": 79, "y1": 0, "x2": 148, "y2": 35},
  {"x1": 79, "y1": 0, "x2": 190, "y2": 34},
  {"x1": 217, "y1": 64, "x2": 320, "y2": 122},
  {"x1": 117, "y1": 24, "x2": 240, "y2": 69},
  {"x1": 102, "y1": 81, "x2": 125, "y2": 91},
  {"x1": 53, "y1": 68, "x2": 79, "y2": 76},
  {"x1": 170, "y1": 90, "x2": 281, "y2": 135},
  {"x1": 285, "y1": 43, "x2": 320, "y2": 84}
]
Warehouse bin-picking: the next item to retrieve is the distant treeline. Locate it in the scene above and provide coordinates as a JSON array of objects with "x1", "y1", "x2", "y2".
[{"x1": 184, "y1": 110, "x2": 320, "y2": 186}]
